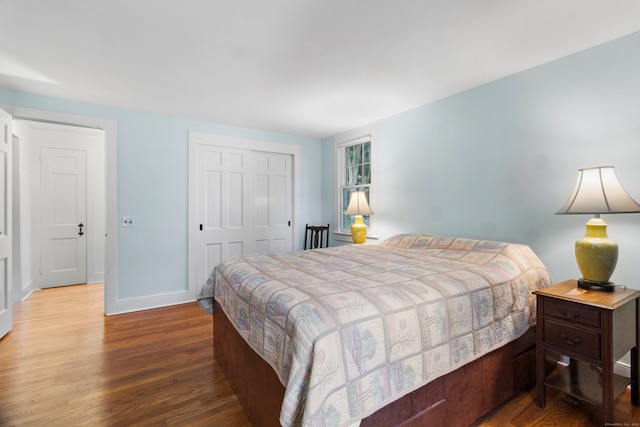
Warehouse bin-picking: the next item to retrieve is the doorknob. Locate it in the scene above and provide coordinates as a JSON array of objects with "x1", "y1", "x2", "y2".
[{"x1": 78, "y1": 222, "x2": 84, "y2": 236}]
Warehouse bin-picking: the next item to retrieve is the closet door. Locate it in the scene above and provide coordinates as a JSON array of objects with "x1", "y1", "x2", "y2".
[
  {"x1": 196, "y1": 144, "x2": 252, "y2": 272},
  {"x1": 194, "y1": 142, "x2": 293, "y2": 297},
  {"x1": 253, "y1": 151, "x2": 293, "y2": 254}
]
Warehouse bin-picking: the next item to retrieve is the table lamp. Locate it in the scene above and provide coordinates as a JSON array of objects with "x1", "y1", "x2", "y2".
[
  {"x1": 344, "y1": 191, "x2": 373, "y2": 244},
  {"x1": 556, "y1": 166, "x2": 640, "y2": 291}
]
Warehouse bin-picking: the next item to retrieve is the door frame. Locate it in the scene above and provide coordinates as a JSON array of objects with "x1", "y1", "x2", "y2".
[
  {"x1": 13, "y1": 120, "x2": 105, "y2": 291},
  {"x1": 2, "y1": 105, "x2": 118, "y2": 315},
  {"x1": 0, "y1": 108, "x2": 12, "y2": 339},
  {"x1": 187, "y1": 131, "x2": 300, "y2": 299}
]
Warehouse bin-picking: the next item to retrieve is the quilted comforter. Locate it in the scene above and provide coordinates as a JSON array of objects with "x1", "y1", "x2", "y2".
[{"x1": 202, "y1": 234, "x2": 551, "y2": 427}]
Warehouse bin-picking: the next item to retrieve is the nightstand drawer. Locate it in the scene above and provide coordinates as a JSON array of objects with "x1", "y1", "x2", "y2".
[
  {"x1": 544, "y1": 319, "x2": 601, "y2": 360},
  {"x1": 544, "y1": 298, "x2": 601, "y2": 328}
]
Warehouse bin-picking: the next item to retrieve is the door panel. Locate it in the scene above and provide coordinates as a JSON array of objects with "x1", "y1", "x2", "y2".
[
  {"x1": 41, "y1": 147, "x2": 87, "y2": 287},
  {"x1": 196, "y1": 144, "x2": 251, "y2": 293},
  {"x1": 0, "y1": 108, "x2": 12, "y2": 340},
  {"x1": 253, "y1": 152, "x2": 292, "y2": 254}
]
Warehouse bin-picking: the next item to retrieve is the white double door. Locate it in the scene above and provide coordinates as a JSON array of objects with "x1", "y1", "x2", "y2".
[{"x1": 193, "y1": 139, "x2": 294, "y2": 297}]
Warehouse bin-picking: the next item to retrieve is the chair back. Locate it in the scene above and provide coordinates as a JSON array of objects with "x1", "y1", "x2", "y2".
[{"x1": 304, "y1": 224, "x2": 329, "y2": 249}]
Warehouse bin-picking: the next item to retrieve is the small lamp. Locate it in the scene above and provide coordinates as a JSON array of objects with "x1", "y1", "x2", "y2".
[
  {"x1": 344, "y1": 191, "x2": 373, "y2": 244},
  {"x1": 557, "y1": 166, "x2": 640, "y2": 291}
]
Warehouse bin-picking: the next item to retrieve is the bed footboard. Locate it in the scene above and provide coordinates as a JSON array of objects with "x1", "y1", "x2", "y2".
[
  {"x1": 213, "y1": 301, "x2": 284, "y2": 427},
  {"x1": 213, "y1": 300, "x2": 537, "y2": 427},
  {"x1": 360, "y1": 327, "x2": 536, "y2": 427}
]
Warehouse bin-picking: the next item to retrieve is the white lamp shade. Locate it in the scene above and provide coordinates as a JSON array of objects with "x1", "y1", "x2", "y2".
[
  {"x1": 344, "y1": 191, "x2": 373, "y2": 215},
  {"x1": 557, "y1": 166, "x2": 640, "y2": 214}
]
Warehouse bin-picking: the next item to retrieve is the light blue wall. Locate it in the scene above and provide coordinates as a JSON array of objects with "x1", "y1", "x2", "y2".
[
  {"x1": 4, "y1": 30, "x2": 640, "y2": 301},
  {"x1": 0, "y1": 89, "x2": 322, "y2": 300},
  {"x1": 323, "y1": 31, "x2": 640, "y2": 288}
]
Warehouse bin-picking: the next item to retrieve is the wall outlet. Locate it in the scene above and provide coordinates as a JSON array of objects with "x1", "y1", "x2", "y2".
[{"x1": 122, "y1": 216, "x2": 136, "y2": 227}]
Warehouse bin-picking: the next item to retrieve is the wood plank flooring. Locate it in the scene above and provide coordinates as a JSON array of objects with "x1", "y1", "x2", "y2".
[
  {"x1": 476, "y1": 385, "x2": 640, "y2": 427},
  {"x1": 0, "y1": 284, "x2": 250, "y2": 427},
  {"x1": 0, "y1": 283, "x2": 638, "y2": 426}
]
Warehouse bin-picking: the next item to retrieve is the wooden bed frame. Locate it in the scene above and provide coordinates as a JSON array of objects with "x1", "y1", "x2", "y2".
[{"x1": 214, "y1": 300, "x2": 539, "y2": 427}]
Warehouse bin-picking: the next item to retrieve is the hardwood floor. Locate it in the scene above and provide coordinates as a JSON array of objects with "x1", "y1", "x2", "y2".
[
  {"x1": 0, "y1": 284, "x2": 250, "y2": 426},
  {"x1": 0, "y1": 284, "x2": 638, "y2": 426},
  {"x1": 475, "y1": 385, "x2": 640, "y2": 427}
]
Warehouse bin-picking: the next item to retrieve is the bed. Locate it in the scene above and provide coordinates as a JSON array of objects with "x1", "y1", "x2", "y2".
[{"x1": 198, "y1": 234, "x2": 551, "y2": 426}]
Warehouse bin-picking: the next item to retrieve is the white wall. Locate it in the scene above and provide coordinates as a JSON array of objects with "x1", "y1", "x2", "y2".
[
  {"x1": 11, "y1": 134, "x2": 24, "y2": 302},
  {"x1": 323, "y1": 31, "x2": 640, "y2": 289}
]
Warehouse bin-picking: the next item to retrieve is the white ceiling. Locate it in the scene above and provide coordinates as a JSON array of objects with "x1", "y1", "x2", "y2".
[{"x1": 1, "y1": 1, "x2": 639, "y2": 139}]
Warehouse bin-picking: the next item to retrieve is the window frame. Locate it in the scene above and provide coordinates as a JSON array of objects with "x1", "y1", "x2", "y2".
[{"x1": 333, "y1": 125, "x2": 378, "y2": 242}]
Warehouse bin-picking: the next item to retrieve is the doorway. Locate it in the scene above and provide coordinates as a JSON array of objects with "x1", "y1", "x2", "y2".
[
  {"x1": 2, "y1": 106, "x2": 117, "y2": 314},
  {"x1": 12, "y1": 119, "x2": 105, "y2": 293}
]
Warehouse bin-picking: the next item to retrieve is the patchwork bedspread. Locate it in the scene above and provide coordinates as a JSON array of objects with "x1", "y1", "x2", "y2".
[{"x1": 204, "y1": 234, "x2": 551, "y2": 427}]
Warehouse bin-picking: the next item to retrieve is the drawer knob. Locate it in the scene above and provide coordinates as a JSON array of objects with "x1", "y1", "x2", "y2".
[
  {"x1": 559, "y1": 309, "x2": 580, "y2": 319},
  {"x1": 561, "y1": 334, "x2": 581, "y2": 346}
]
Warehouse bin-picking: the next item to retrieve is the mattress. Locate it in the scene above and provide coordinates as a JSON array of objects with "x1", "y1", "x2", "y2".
[{"x1": 199, "y1": 234, "x2": 551, "y2": 427}]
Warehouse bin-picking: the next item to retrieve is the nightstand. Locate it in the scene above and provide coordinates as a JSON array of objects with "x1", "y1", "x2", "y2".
[{"x1": 534, "y1": 279, "x2": 640, "y2": 423}]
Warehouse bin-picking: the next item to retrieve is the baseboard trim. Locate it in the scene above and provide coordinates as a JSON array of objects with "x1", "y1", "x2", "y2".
[
  {"x1": 615, "y1": 361, "x2": 631, "y2": 378},
  {"x1": 559, "y1": 357, "x2": 630, "y2": 379},
  {"x1": 105, "y1": 290, "x2": 194, "y2": 315}
]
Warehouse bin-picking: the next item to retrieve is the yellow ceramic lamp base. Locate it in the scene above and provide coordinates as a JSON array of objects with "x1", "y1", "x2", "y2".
[
  {"x1": 350, "y1": 215, "x2": 368, "y2": 244},
  {"x1": 575, "y1": 217, "x2": 618, "y2": 284}
]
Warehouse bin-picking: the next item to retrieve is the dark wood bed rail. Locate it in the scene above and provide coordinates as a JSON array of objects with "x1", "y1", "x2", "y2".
[{"x1": 213, "y1": 300, "x2": 539, "y2": 427}]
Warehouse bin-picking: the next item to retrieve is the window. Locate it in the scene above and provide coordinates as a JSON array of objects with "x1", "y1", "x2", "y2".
[{"x1": 334, "y1": 126, "x2": 377, "y2": 241}]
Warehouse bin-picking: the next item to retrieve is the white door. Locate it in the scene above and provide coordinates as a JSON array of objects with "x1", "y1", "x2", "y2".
[
  {"x1": 0, "y1": 109, "x2": 13, "y2": 339},
  {"x1": 196, "y1": 144, "x2": 252, "y2": 283},
  {"x1": 194, "y1": 144, "x2": 293, "y2": 296},
  {"x1": 253, "y1": 151, "x2": 293, "y2": 254},
  {"x1": 40, "y1": 147, "x2": 87, "y2": 287}
]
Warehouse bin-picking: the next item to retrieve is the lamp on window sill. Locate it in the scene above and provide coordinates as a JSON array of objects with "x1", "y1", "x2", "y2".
[
  {"x1": 344, "y1": 191, "x2": 373, "y2": 244},
  {"x1": 556, "y1": 166, "x2": 640, "y2": 291}
]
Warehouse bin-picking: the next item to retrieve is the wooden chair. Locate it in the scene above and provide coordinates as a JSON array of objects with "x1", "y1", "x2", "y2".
[{"x1": 304, "y1": 224, "x2": 329, "y2": 249}]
